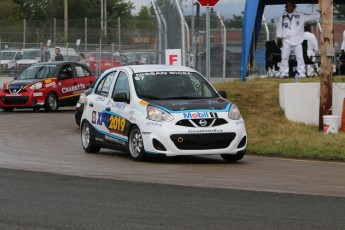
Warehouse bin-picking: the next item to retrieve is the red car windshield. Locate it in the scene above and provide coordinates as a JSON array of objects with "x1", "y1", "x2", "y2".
[{"x1": 18, "y1": 65, "x2": 58, "y2": 80}]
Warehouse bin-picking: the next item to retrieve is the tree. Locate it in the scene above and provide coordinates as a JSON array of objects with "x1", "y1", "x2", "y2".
[
  {"x1": 12, "y1": 0, "x2": 134, "y2": 20},
  {"x1": 135, "y1": 6, "x2": 155, "y2": 30},
  {"x1": 0, "y1": 0, "x2": 21, "y2": 21},
  {"x1": 224, "y1": 13, "x2": 243, "y2": 29}
]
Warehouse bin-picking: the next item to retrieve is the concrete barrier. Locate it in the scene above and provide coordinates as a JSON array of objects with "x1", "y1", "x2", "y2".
[{"x1": 279, "y1": 83, "x2": 345, "y2": 128}]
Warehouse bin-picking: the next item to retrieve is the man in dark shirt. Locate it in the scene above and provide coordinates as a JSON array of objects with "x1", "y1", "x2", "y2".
[{"x1": 54, "y1": 47, "x2": 64, "y2": 61}]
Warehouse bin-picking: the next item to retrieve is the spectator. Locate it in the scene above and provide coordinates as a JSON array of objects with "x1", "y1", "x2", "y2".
[
  {"x1": 304, "y1": 24, "x2": 319, "y2": 76},
  {"x1": 78, "y1": 53, "x2": 87, "y2": 64},
  {"x1": 276, "y1": 0, "x2": 320, "y2": 78},
  {"x1": 54, "y1": 47, "x2": 63, "y2": 61},
  {"x1": 341, "y1": 30, "x2": 345, "y2": 53}
]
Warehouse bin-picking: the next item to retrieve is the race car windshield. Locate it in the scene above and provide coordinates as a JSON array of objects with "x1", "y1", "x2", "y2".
[
  {"x1": 133, "y1": 71, "x2": 219, "y2": 100},
  {"x1": 17, "y1": 65, "x2": 58, "y2": 80}
]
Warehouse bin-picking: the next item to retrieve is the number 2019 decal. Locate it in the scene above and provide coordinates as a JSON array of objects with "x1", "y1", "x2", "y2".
[
  {"x1": 96, "y1": 111, "x2": 129, "y2": 135},
  {"x1": 109, "y1": 115, "x2": 126, "y2": 132}
]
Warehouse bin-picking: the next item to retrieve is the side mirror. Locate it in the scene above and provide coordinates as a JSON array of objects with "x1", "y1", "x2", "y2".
[
  {"x1": 218, "y1": 90, "x2": 227, "y2": 98},
  {"x1": 113, "y1": 92, "x2": 129, "y2": 103}
]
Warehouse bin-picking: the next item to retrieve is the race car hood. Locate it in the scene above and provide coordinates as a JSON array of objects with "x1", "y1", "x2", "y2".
[
  {"x1": 7, "y1": 79, "x2": 40, "y2": 89},
  {"x1": 148, "y1": 98, "x2": 231, "y2": 111}
]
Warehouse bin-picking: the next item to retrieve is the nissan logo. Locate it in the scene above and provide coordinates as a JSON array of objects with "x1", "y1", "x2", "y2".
[{"x1": 199, "y1": 119, "x2": 207, "y2": 127}]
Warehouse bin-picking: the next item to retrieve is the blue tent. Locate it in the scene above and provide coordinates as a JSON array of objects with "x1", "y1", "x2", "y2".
[{"x1": 240, "y1": 0, "x2": 342, "y2": 81}]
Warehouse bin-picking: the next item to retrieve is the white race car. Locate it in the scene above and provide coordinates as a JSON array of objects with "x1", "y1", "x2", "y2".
[{"x1": 80, "y1": 65, "x2": 247, "y2": 162}]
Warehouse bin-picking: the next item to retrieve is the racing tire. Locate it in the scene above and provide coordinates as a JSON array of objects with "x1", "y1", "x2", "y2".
[
  {"x1": 44, "y1": 92, "x2": 59, "y2": 112},
  {"x1": 2, "y1": 107, "x2": 14, "y2": 112},
  {"x1": 221, "y1": 150, "x2": 246, "y2": 162},
  {"x1": 129, "y1": 126, "x2": 146, "y2": 161},
  {"x1": 81, "y1": 120, "x2": 100, "y2": 153}
]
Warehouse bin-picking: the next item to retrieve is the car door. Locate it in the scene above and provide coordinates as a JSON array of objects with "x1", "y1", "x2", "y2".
[
  {"x1": 72, "y1": 63, "x2": 96, "y2": 90},
  {"x1": 56, "y1": 63, "x2": 82, "y2": 105},
  {"x1": 90, "y1": 70, "x2": 132, "y2": 147},
  {"x1": 106, "y1": 71, "x2": 132, "y2": 139},
  {"x1": 90, "y1": 70, "x2": 118, "y2": 139}
]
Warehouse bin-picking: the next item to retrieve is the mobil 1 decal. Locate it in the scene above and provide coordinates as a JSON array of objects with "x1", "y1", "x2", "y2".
[
  {"x1": 183, "y1": 111, "x2": 218, "y2": 119},
  {"x1": 96, "y1": 111, "x2": 130, "y2": 135}
]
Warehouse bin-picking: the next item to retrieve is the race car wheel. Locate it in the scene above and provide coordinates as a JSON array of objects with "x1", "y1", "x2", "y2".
[
  {"x1": 221, "y1": 150, "x2": 246, "y2": 162},
  {"x1": 44, "y1": 92, "x2": 58, "y2": 112},
  {"x1": 129, "y1": 126, "x2": 146, "y2": 161},
  {"x1": 2, "y1": 107, "x2": 14, "y2": 112},
  {"x1": 81, "y1": 121, "x2": 100, "y2": 153}
]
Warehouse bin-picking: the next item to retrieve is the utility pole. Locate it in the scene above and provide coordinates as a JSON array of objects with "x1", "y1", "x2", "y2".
[
  {"x1": 319, "y1": 0, "x2": 334, "y2": 130},
  {"x1": 64, "y1": 0, "x2": 68, "y2": 42}
]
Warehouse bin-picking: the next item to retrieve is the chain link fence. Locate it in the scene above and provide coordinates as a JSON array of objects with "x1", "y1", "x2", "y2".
[{"x1": 1, "y1": 2, "x2": 345, "y2": 79}]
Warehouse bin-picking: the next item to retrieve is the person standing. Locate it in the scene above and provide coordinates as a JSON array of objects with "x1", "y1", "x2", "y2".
[
  {"x1": 341, "y1": 30, "x2": 345, "y2": 53},
  {"x1": 276, "y1": 0, "x2": 320, "y2": 78},
  {"x1": 304, "y1": 24, "x2": 319, "y2": 76},
  {"x1": 54, "y1": 47, "x2": 64, "y2": 61},
  {"x1": 78, "y1": 53, "x2": 87, "y2": 64}
]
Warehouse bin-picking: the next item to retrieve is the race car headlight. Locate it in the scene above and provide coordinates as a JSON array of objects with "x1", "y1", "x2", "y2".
[
  {"x1": 78, "y1": 92, "x2": 87, "y2": 104},
  {"x1": 147, "y1": 106, "x2": 173, "y2": 122},
  {"x1": 0, "y1": 83, "x2": 4, "y2": 91},
  {"x1": 228, "y1": 103, "x2": 242, "y2": 120},
  {"x1": 30, "y1": 82, "x2": 43, "y2": 90}
]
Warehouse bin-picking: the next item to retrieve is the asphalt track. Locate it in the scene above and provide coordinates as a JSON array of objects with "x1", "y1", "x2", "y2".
[
  {"x1": 0, "y1": 108, "x2": 345, "y2": 197},
  {"x1": 1, "y1": 108, "x2": 345, "y2": 229}
]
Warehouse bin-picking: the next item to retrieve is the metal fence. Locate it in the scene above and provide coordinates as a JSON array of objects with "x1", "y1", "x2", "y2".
[{"x1": 1, "y1": 2, "x2": 345, "y2": 79}]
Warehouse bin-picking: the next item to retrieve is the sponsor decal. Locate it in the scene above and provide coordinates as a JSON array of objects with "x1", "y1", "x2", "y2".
[
  {"x1": 134, "y1": 71, "x2": 192, "y2": 80},
  {"x1": 62, "y1": 83, "x2": 85, "y2": 93},
  {"x1": 235, "y1": 120, "x2": 244, "y2": 125},
  {"x1": 45, "y1": 82, "x2": 56, "y2": 88},
  {"x1": 139, "y1": 100, "x2": 148, "y2": 107},
  {"x1": 33, "y1": 92, "x2": 43, "y2": 97},
  {"x1": 105, "y1": 135, "x2": 126, "y2": 145},
  {"x1": 129, "y1": 116, "x2": 136, "y2": 122},
  {"x1": 172, "y1": 101, "x2": 189, "y2": 106},
  {"x1": 95, "y1": 96, "x2": 106, "y2": 102},
  {"x1": 95, "y1": 137, "x2": 104, "y2": 142},
  {"x1": 10, "y1": 85, "x2": 21, "y2": 89},
  {"x1": 146, "y1": 121, "x2": 162, "y2": 127},
  {"x1": 112, "y1": 103, "x2": 126, "y2": 110},
  {"x1": 45, "y1": 79, "x2": 52, "y2": 84},
  {"x1": 183, "y1": 112, "x2": 218, "y2": 119},
  {"x1": 142, "y1": 132, "x2": 152, "y2": 135},
  {"x1": 187, "y1": 129, "x2": 223, "y2": 134},
  {"x1": 92, "y1": 111, "x2": 97, "y2": 124}
]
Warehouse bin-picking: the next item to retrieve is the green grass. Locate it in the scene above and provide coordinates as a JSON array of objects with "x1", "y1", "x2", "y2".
[{"x1": 214, "y1": 76, "x2": 345, "y2": 161}]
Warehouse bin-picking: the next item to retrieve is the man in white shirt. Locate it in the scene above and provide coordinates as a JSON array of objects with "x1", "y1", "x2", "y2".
[
  {"x1": 304, "y1": 24, "x2": 319, "y2": 76},
  {"x1": 341, "y1": 30, "x2": 345, "y2": 52},
  {"x1": 276, "y1": 0, "x2": 320, "y2": 78}
]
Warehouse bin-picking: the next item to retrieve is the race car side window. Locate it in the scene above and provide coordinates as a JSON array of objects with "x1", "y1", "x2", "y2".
[
  {"x1": 74, "y1": 64, "x2": 91, "y2": 77},
  {"x1": 112, "y1": 71, "x2": 130, "y2": 101},
  {"x1": 95, "y1": 71, "x2": 116, "y2": 97}
]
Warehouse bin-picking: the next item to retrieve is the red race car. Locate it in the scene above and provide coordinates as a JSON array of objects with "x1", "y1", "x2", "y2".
[{"x1": 0, "y1": 61, "x2": 97, "y2": 112}]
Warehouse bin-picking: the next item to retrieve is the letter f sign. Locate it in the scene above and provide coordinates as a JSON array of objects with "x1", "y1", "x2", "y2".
[
  {"x1": 169, "y1": 55, "x2": 178, "y2": 65},
  {"x1": 165, "y1": 49, "x2": 181, "y2": 65}
]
